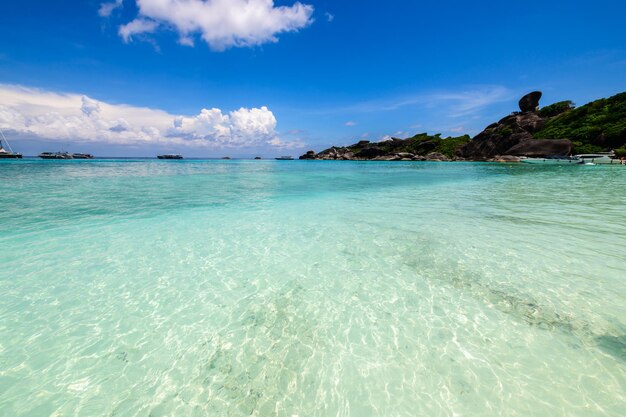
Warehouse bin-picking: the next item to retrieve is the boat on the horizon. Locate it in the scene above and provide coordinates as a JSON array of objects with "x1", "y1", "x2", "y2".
[
  {"x1": 0, "y1": 129, "x2": 22, "y2": 159},
  {"x1": 275, "y1": 156, "x2": 294, "y2": 160},
  {"x1": 71, "y1": 153, "x2": 94, "y2": 159},
  {"x1": 39, "y1": 152, "x2": 74, "y2": 159},
  {"x1": 157, "y1": 154, "x2": 183, "y2": 159}
]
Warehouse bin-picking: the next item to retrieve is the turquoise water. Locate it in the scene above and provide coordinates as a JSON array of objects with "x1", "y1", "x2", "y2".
[{"x1": 1, "y1": 159, "x2": 625, "y2": 417}]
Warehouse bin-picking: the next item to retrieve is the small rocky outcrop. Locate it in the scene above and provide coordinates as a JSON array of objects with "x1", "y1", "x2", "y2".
[{"x1": 299, "y1": 150, "x2": 316, "y2": 160}]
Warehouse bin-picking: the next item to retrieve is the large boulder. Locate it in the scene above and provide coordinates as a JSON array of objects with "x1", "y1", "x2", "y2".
[
  {"x1": 316, "y1": 147, "x2": 340, "y2": 160},
  {"x1": 458, "y1": 129, "x2": 533, "y2": 160},
  {"x1": 425, "y1": 152, "x2": 449, "y2": 161},
  {"x1": 458, "y1": 91, "x2": 550, "y2": 159},
  {"x1": 515, "y1": 112, "x2": 545, "y2": 133},
  {"x1": 519, "y1": 91, "x2": 542, "y2": 112},
  {"x1": 505, "y1": 139, "x2": 572, "y2": 157}
]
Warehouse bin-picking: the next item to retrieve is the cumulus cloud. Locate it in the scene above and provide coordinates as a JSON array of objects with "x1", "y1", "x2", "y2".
[
  {"x1": 117, "y1": 0, "x2": 314, "y2": 50},
  {"x1": 0, "y1": 84, "x2": 297, "y2": 149},
  {"x1": 325, "y1": 12, "x2": 334, "y2": 22},
  {"x1": 170, "y1": 106, "x2": 278, "y2": 146},
  {"x1": 344, "y1": 121, "x2": 356, "y2": 126},
  {"x1": 99, "y1": 0, "x2": 123, "y2": 17}
]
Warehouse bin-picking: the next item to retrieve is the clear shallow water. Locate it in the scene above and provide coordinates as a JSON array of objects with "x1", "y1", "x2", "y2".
[{"x1": 0, "y1": 159, "x2": 625, "y2": 417}]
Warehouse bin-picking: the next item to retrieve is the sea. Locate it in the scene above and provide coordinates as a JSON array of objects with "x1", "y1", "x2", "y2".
[{"x1": 1, "y1": 159, "x2": 625, "y2": 417}]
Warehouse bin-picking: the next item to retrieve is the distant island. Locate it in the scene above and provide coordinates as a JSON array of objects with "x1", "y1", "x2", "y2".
[{"x1": 300, "y1": 91, "x2": 626, "y2": 161}]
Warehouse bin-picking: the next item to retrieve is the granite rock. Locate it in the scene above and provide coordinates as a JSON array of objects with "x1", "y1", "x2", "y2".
[
  {"x1": 504, "y1": 139, "x2": 572, "y2": 157},
  {"x1": 519, "y1": 91, "x2": 542, "y2": 112}
]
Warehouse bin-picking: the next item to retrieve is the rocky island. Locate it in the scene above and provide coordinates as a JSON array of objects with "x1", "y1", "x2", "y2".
[{"x1": 300, "y1": 91, "x2": 626, "y2": 161}]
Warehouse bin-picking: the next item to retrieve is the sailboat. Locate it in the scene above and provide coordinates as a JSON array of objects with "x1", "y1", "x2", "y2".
[{"x1": 0, "y1": 129, "x2": 23, "y2": 159}]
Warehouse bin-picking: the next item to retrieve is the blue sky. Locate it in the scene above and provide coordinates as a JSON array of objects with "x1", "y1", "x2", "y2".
[{"x1": 0, "y1": 0, "x2": 625, "y2": 157}]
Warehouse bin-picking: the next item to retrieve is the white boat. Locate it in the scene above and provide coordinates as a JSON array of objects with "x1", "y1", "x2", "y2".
[
  {"x1": 521, "y1": 155, "x2": 582, "y2": 165},
  {"x1": 39, "y1": 151, "x2": 73, "y2": 159},
  {"x1": 0, "y1": 129, "x2": 22, "y2": 159},
  {"x1": 522, "y1": 151, "x2": 625, "y2": 165},
  {"x1": 574, "y1": 152, "x2": 621, "y2": 164},
  {"x1": 72, "y1": 153, "x2": 94, "y2": 159}
]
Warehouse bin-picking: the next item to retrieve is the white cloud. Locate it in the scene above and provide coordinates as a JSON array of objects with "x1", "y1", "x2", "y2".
[
  {"x1": 178, "y1": 35, "x2": 195, "y2": 47},
  {"x1": 325, "y1": 12, "x2": 334, "y2": 22},
  {"x1": 0, "y1": 84, "x2": 297, "y2": 149},
  {"x1": 119, "y1": 18, "x2": 160, "y2": 43},
  {"x1": 171, "y1": 106, "x2": 279, "y2": 146},
  {"x1": 99, "y1": 0, "x2": 123, "y2": 17},
  {"x1": 117, "y1": 0, "x2": 314, "y2": 51},
  {"x1": 344, "y1": 120, "x2": 356, "y2": 126}
]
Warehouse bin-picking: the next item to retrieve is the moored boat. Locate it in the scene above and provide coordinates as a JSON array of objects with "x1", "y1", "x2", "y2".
[
  {"x1": 574, "y1": 152, "x2": 620, "y2": 164},
  {"x1": 0, "y1": 145, "x2": 22, "y2": 159},
  {"x1": 0, "y1": 129, "x2": 22, "y2": 159},
  {"x1": 521, "y1": 155, "x2": 582, "y2": 165},
  {"x1": 72, "y1": 153, "x2": 94, "y2": 159},
  {"x1": 521, "y1": 151, "x2": 624, "y2": 165},
  {"x1": 39, "y1": 152, "x2": 73, "y2": 159},
  {"x1": 157, "y1": 154, "x2": 183, "y2": 159}
]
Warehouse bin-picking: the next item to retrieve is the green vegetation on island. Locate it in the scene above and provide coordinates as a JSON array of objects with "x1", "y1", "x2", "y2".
[
  {"x1": 375, "y1": 133, "x2": 471, "y2": 158},
  {"x1": 534, "y1": 92, "x2": 626, "y2": 154},
  {"x1": 537, "y1": 100, "x2": 576, "y2": 118}
]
